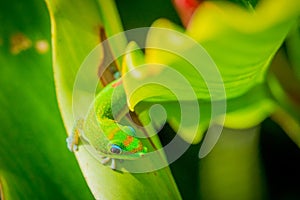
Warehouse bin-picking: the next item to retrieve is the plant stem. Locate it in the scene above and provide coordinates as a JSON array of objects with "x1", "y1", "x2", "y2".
[
  {"x1": 199, "y1": 125, "x2": 266, "y2": 200},
  {"x1": 96, "y1": 0, "x2": 128, "y2": 70}
]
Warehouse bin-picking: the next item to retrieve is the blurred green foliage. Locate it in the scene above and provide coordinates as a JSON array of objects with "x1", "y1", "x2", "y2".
[
  {"x1": 0, "y1": 0, "x2": 93, "y2": 199},
  {"x1": 0, "y1": 0, "x2": 299, "y2": 199}
]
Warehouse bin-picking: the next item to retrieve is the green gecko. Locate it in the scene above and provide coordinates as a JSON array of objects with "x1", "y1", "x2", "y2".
[{"x1": 67, "y1": 78, "x2": 147, "y2": 169}]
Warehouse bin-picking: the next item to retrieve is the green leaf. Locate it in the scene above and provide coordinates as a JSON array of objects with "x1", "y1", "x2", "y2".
[
  {"x1": 267, "y1": 49, "x2": 300, "y2": 147},
  {"x1": 121, "y1": 0, "x2": 300, "y2": 140},
  {"x1": 46, "y1": 0, "x2": 181, "y2": 199},
  {"x1": 0, "y1": 0, "x2": 93, "y2": 199},
  {"x1": 125, "y1": 0, "x2": 299, "y2": 103},
  {"x1": 199, "y1": 126, "x2": 266, "y2": 200},
  {"x1": 286, "y1": 20, "x2": 300, "y2": 80},
  {"x1": 46, "y1": 0, "x2": 103, "y2": 131}
]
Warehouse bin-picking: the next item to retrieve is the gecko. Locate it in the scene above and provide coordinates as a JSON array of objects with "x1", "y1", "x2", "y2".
[{"x1": 67, "y1": 78, "x2": 147, "y2": 169}]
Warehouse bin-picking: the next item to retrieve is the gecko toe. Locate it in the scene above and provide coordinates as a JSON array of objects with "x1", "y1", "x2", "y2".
[
  {"x1": 101, "y1": 157, "x2": 111, "y2": 164},
  {"x1": 66, "y1": 137, "x2": 74, "y2": 152},
  {"x1": 73, "y1": 144, "x2": 78, "y2": 151},
  {"x1": 110, "y1": 159, "x2": 116, "y2": 170}
]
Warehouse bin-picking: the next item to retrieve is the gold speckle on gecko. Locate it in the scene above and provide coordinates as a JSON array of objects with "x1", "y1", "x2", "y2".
[{"x1": 107, "y1": 126, "x2": 120, "y2": 140}]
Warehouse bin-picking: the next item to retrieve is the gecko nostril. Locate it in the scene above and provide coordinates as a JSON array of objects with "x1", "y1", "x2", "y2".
[
  {"x1": 123, "y1": 126, "x2": 136, "y2": 136},
  {"x1": 127, "y1": 126, "x2": 136, "y2": 134}
]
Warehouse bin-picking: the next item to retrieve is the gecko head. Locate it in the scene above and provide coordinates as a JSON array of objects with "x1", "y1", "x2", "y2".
[{"x1": 107, "y1": 135, "x2": 147, "y2": 157}]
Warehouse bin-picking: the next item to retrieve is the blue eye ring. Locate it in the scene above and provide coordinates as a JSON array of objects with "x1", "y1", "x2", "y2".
[{"x1": 110, "y1": 144, "x2": 122, "y2": 154}]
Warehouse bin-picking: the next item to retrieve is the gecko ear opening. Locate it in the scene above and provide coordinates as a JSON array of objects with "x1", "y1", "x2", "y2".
[{"x1": 122, "y1": 125, "x2": 136, "y2": 136}]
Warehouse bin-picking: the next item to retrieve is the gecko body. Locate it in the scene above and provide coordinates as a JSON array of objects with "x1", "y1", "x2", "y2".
[{"x1": 67, "y1": 79, "x2": 147, "y2": 169}]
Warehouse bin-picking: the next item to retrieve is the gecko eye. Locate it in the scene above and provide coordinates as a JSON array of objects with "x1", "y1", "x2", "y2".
[{"x1": 110, "y1": 144, "x2": 122, "y2": 154}]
